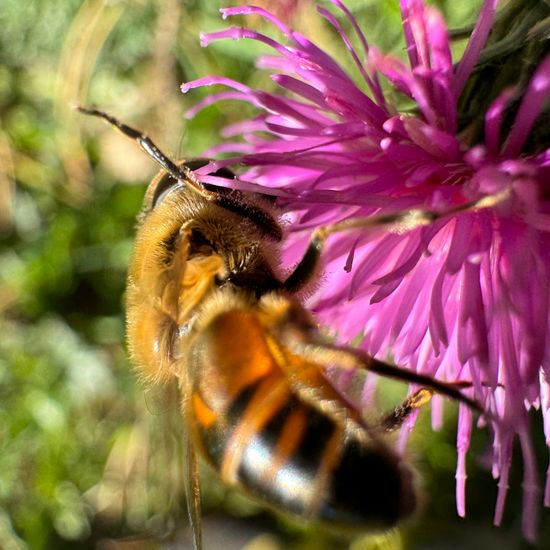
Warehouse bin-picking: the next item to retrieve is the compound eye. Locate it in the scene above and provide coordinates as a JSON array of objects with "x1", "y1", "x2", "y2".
[{"x1": 150, "y1": 173, "x2": 183, "y2": 208}]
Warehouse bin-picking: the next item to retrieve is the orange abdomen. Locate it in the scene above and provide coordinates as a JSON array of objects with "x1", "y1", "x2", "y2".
[{"x1": 187, "y1": 309, "x2": 416, "y2": 528}]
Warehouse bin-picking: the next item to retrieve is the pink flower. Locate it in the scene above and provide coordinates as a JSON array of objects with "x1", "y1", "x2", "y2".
[{"x1": 182, "y1": 0, "x2": 550, "y2": 540}]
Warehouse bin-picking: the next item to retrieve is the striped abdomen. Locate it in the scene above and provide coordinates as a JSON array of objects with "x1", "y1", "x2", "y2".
[{"x1": 188, "y1": 308, "x2": 416, "y2": 528}]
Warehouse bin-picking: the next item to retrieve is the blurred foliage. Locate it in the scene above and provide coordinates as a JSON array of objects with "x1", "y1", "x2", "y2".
[{"x1": 1, "y1": 1, "x2": 549, "y2": 549}]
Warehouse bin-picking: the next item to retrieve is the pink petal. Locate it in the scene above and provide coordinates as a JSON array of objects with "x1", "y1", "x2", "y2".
[{"x1": 454, "y1": 0, "x2": 499, "y2": 97}]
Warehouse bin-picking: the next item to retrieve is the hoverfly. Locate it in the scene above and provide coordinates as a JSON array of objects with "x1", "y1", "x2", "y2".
[{"x1": 78, "y1": 106, "x2": 494, "y2": 550}]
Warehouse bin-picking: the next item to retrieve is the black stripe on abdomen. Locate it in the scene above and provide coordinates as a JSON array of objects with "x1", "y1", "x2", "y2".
[
  {"x1": 236, "y1": 396, "x2": 336, "y2": 517},
  {"x1": 196, "y1": 383, "x2": 416, "y2": 528},
  {"x1": 195, "y1": 383, "x2": 259, "y2": 468}
]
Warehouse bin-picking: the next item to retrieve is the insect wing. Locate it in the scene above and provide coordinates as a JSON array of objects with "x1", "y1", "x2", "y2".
[{"x1": 184, "y1": 430, "x2": 203, "y2": 550}]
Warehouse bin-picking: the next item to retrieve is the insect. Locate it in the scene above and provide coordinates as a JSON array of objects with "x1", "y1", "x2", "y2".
[{"x1": 78, "y1": 106, "x2": 494, "y2": 550}]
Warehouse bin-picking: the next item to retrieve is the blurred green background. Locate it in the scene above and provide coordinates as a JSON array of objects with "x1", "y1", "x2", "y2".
[{"x1": 1, "y1": 0, "x2": 549, "y2": 548}]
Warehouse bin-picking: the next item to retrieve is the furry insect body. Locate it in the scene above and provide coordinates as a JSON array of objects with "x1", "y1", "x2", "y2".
[
  {"x1": 79, "y1": 107, "x2": 488, "y2": 549},
  {"x1": 126, "y1": 168, "x2": 416, "y2": 529}
]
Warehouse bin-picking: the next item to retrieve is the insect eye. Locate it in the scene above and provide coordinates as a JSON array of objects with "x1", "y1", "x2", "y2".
[
  {"x1": 150, "y1": 161, "x2": 235, "y2": 209},
  {"x1": 151, "y1": 173, "x2": 182, "y2": 208}
]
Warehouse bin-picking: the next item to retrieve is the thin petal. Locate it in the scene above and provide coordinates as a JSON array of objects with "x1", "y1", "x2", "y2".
[
  {"x1": 504, "y1": 55, "x2": 550, "y2": 158},
  {"x1": 454, "y1": 0, "x2": 499, "y2": 97}
]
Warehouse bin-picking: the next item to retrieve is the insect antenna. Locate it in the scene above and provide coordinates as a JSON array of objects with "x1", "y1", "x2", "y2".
[
  {"x1": 77, "y1": 106, "x2": 283, "y2": 240},
  {"x1": 76, "y1": 106, "x2": 210, "y2": 197}
]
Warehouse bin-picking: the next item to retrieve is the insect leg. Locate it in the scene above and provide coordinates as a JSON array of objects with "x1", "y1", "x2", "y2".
[
  {"x1": 378, "y1": 388, "x2": 434, "y2": 432},
  {"x1": 287, "y1": 342, "x2": 484, "y2": 415},
  {"x1": 283, "y1": 189, "x2": 510, "y2": 292},
  {"x1": 184, "y1": 433, "x2": 203, "y2": 550},
  {"x1": 376, "y1": 377, "x2": 500, "y2": 431}
]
